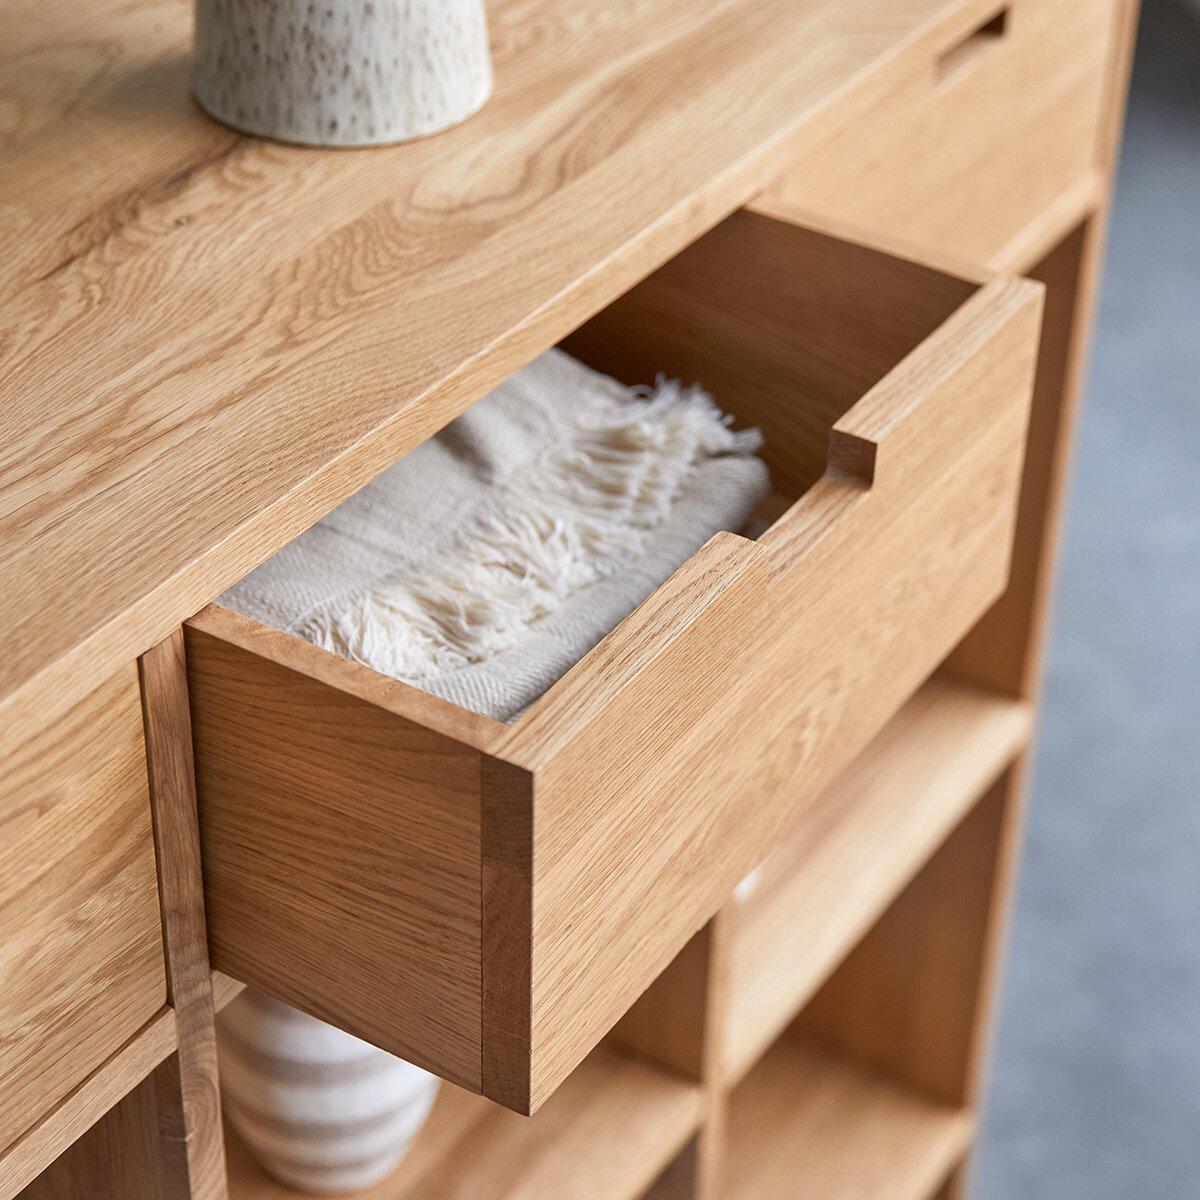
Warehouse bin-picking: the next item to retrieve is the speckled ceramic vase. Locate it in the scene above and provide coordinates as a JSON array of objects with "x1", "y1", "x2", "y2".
[
  {"x1": 217, "y1": 990, "x2": 441, "y2": 1194},
  {"x1": 192, "y1": 0, "x2": 492, "y2": 147}
]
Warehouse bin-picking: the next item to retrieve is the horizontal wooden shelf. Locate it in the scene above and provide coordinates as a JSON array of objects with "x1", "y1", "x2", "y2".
[
  {"x1": 721, "y1": 674, "x2": 1032, "y2": 1083},
  {"x1": 723, "y1": 1036, "x2": 973, "y2": 1200},
  {"x1": 212, "y1": 971, "x2": 245, "y2": 1015},
  {"x1": 226, "y1": 1045, "x2": 702, "y2": 1200},
  {"x1": 2, "y1": 1009, "x2": 177, "y2": 1199}
]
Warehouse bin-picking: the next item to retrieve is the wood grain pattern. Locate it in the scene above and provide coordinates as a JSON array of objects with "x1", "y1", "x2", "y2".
[
  {"x1": 0, "y1": 0, "x2": 1137, "y2": 1191},
  {"x1": 0, "y1": 667, "x2": 166, "y2": 1158},
  {"x1": 225, "y1": 1046, "x2": 703, "y2": 1200},
  {"x1": 937, "y1": 10, "x2": 1142, "y2": 1195},
  {"x1": 722, "y1": 1038, "x2": 973, "y2": 1200},
  {"x1": 517, "y1": 213, "x2": 1041, "y2": 1108},
  {"x1": 494, "y1": 533, "x2": 768, "y2": 1113},
  {"x1": 946, "y1": 220, "x2": 1109, "y2": 700},
  {"x1": 563, "y1": 211, "x2": 977, "y2": 499},
  {"x1": 797, "y1": 775, "x2": 1012, "y2": 1106},
  {"x1": 720, "y1": 675, "x2": 1031, "y2": 1085},
  {"x1": 187, "y1": 211, "x2": 1041, "y2": 1115},
  {"x1": 766, "y1": 0, "x2": 1118, "y2": 269},
  {"x1": 211, "y1": 972, "x2": 246, "y2": 1015},
  {"x1": 184, "y1": 614, "x2": 487, "y2": 1092},
  {"x1": 140, "y1": 631, "x2": 228, "y2": 1200},
  {"x1": 0, "y1": 1010, "x2": 176, "y2": 1200},
  {"x1": 0, "y1": 0, "x2": 1004, "y2": 748},
  {"x1": 612, "y1": 918, "x2": 732, "y2": 1200},
  {"x1": 17, "y1": 1052, "x2": 188, "y2": 1200}
]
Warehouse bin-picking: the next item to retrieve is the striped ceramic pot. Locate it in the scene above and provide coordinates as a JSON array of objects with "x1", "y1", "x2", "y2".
[
  {"x1": 217, "y1": 989, "x2": 440, "y2": 1195},
  {"x1": 192, "y1": 0, "x2": 493, "y2": 146}
]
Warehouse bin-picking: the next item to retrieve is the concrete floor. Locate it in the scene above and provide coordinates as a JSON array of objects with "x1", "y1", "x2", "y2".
[{"x1": 973, "y1": 2, "x2": 1200, "y2": 1196}]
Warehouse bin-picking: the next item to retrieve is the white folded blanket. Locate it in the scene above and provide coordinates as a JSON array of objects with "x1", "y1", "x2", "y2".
[{"x1": 221, "y1": 347, "x2": 770, "y2": 720}]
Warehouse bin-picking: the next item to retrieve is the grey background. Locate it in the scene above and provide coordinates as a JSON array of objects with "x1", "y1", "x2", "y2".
[{"x1": 974, "y1": 1, "x2": 1200, "y2": 1196}]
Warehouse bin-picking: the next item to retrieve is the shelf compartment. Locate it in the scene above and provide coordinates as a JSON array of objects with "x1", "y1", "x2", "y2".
[
  {"x1": 721, "y1": 674, "x2": 1031, "y2": 1083},
  {"x1": 723, "y1": 1036, "x2": 973, "y2": 1200},
  {"x1": 3, "y1": 1011, "x2": 177, "y2": 1199},
  {"x1": 225, "y1": 1045, "x2": 703, "y2": 1200},
  {"x1": 186, "y1": 209, "x2": 1041, "y2": 1114}
]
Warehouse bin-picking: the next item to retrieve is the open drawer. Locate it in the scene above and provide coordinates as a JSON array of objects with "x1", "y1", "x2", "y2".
[{"x1": 185, "y1": 208, "x2": 1042, "y2": 1115}]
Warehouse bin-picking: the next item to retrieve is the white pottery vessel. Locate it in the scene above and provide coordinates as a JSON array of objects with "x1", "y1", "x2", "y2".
[
  {"x1": 217, "y1": 990, "x2": 440, "y2": 1195},
  {"x1": 192, "y1": 0, "x2": 492, "y2": 146}
]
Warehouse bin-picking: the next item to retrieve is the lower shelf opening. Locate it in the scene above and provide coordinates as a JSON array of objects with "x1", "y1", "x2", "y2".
[
  {"x1": 224, "y1": 1044, "x2": 702, "y2": 1200},
  {"x1": 722, "y1": 1035, "x2": 973, "y2": 1200}
]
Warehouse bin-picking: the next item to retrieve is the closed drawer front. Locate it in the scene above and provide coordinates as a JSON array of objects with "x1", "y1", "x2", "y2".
[
  {"x1": 771, "y1": 0, "x2": 1119, "y2": 266},
  {"x1": 0, "y1": 666, "x2": 167, "y2": 1152},
  {"x1": 186, "y1": 208, "x2": 1042, "y2": 1115}
]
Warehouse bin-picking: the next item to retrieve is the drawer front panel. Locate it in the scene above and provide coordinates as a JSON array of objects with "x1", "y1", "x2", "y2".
[
  {"x1": 188, "y1": 209, "x2": 1042, "y2": 1115},
  {"x1": 769, "y1": 0, "x2": 1119, "y2": 266},
  {"x1": 527, "y1": 214, "x2": 1041, "y2": 1110},
  {"x1": 0, "y1": 666, "x2": 167, "y2": 1151}
]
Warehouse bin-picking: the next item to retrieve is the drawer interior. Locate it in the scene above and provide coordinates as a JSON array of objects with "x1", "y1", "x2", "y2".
[
  {"x1": 561, "y1": 212, "x2": 978, "y2": 506},
  {"x1": 188, "y1": 207, "x2": 1041, "y2": 1116}
]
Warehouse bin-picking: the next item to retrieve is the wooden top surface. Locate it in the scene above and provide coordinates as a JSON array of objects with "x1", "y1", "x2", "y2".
[{"x1": 0, "y1": 0, "x2": 971, "y2": 728}]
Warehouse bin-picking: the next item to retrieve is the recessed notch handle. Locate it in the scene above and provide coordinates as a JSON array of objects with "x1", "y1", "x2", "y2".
[{"x1": 937, "y1": 7, "x2": 1010, "y2": 84}]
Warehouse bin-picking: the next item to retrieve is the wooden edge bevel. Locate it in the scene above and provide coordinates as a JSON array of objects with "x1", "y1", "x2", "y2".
[
  {"x1": 139, "y1": 629, "x2": 228, "y2": 1200},
  {"x1": 496, "y1": 532, "x2": 769, "y2": 769},
  {"x1": 829, "y1": 276, "x2": 1045, "y2": 491},
  {"x1": 479, "y1": 756, "x2": 535, "y2": 1115},
  {"x1": 186, "y1": 604, "x2": 507, "y2": 753}
]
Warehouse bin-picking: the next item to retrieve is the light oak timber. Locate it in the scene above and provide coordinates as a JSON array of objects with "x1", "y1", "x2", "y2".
[
  {"x1": 986, "y1": 168, "x2": 1104, "y2": 278},
  {"x1": 947, "y1": 223, "x2": 1103, "y2": 699},
  {"x1": 140, "y1": 631, "x2": 228, "y2": 1200},
  {"x1": 187, "y1": 213, "x2": 1041, "y2": 1115},
  {"x1": 722, "y1": 1037, "x2": 974, "y2": 1200},
  {"x1": 766, "y1": 0, "x2": 1119, "y2": 268},
  {"x1": 744, "y1": 197, "x2": 993, "y2": 292},
  {"x1": 613, "y1": 919, "x2": 733, "y2": 1200},
  {"x1": 797, "y1": 775, "x2": 1012, "y2": 1106},
  {"x1": 720, "y1": 674, "x2": 1032, "y2": 1085},
  {"x1": 753, "y1": 165, "x2": 1106, "y2": 283},
  {"x1": 1, "y1": 0, "x2": 1036, "y2": 750},
  {"x1": 543, "y1": 214, "x2": 1039, "y2": 1102},
  {"x1": 944, "y1": 4, "x2": 1142, "y2": 1189},
  {"x1": 186, "y1": 608, "x2": 489, "y2": 1094},
  {"x1": 211, "y1": 973, "x2": 246, "y2": 1016},
  {"x1": 0, "y1": 667, "x2": 166, "y2": 1158},
  {"x1": 0, "y1": 1011, "x2": 177, "y2": 1200},
  {"x1": 487, "y1": 532, "x2": 766, "y2": 1114},
  {"x1": 225, "y1": 1046, "x2": 703, "y2": 1200},
  {"x1": 17, "y1": 1053, "x2": 192, "y2": 1200},
  {"x1": 0, "y1": 0, "x2": 1136, "y2": 1192}
]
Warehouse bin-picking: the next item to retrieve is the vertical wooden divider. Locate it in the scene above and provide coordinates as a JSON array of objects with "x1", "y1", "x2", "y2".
[
  {"x1": 611, "y1": 916, "x2": 732, "y2": 1200},
  {"x1": 140, "y1": 630, "x2": 229, "y2": 1200}
]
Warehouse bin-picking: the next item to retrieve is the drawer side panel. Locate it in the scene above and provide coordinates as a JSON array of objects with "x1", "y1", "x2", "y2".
[{"x1": 185, "y1": 624, "x2": 483, "y2": 1091}]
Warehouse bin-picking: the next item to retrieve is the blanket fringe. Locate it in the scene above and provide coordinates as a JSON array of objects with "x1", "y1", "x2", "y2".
[{"x1": 294, "y1": 378, "x2": 762, "y2": 682}]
